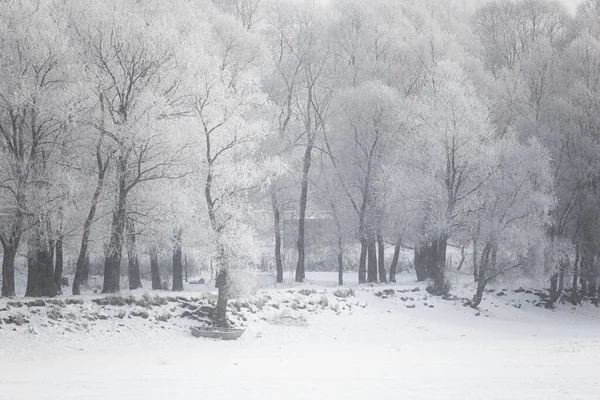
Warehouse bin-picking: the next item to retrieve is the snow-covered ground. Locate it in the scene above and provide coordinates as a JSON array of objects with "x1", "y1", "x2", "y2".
[{"x1": 1, "y1": 271, "x2": 600, "y2": 399}]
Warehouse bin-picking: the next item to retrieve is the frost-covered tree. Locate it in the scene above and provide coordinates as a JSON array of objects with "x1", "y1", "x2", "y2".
[
  {"x1": 69, "y1": 0, "x2": 190, "y2": 293},
  {"x1": 185, "y1": 10, "x2": 275, "y2": 326},
  {"x1": 330, "y1": 82, "x2": 402, "y2": 284},
  {"x1": 0, "y1": 0, "x2": 82, "y2": 297},
  {"x1": 470, "y1": 134, "x2": 555, "y2": 307},
  {"x1": 388, "y1": 61, "x2": 498, "y2": 295}
]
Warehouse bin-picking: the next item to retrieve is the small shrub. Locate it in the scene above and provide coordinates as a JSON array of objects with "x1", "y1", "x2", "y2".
[
  {"x1": 130, "y1": 310, "x2": 149, "y2": 319},
  {"x1": 47, "y1": 306, "x2": 63, "y2": 320},
  {"x1": 117, "y1": 310, "x2": 127, "y2": 319},
  {"x1": 46, "y1": 299, "x2": 66, "y2": 307},
  {"x1": 375, "y1": 289, "x2": 395, "y2": 299},
  {"x1": 319, "y1": 295, "x2": 329, "y2": 308},
  {"x1": 93, "y1": 295, "x2": 128, "y2": 307},
  {"x1": 4, "y1": 312, "x2": 27, "y2": 326},
  {"x1": 26, "y1": 299, "x2": 46, "y2": 307},
  {"x1": 157, "y1": 310, "x2": 171, "y2": 322},
  {"x1": 151, "y1": 295, "x2": 168, "y2": 306},
  {"x1": 65, "y1": 312, "x2": 78, "y2": 321},
  {"x1": 298, "y1": 289, "x2": 317, "y2": 296},
  {"x1": 333, "y1": 288, "x2": 355, "y2": 298}
]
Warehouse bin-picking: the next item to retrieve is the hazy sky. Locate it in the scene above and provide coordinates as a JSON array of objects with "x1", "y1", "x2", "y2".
[{"x1": 559, "y1": 0, "x2": 583, "y2": 13}]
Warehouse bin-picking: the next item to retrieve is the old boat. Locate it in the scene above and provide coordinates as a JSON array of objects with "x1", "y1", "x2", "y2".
[{"x1": 190, "y1": 326, "x2": 245, "y2": 340}]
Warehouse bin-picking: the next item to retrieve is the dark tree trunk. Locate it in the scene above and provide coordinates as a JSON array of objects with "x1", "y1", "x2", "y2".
[
  {"x1": 427, "y1": 235, "x2": 449, "y2": 296},
  {"x1": 470, "y1": 243, "x2": 492, "y2": 308},
  {"x1": 126, "y1": 219, "x2": 142, "y2": 290},
  {"x1": 358, "y1": 238, "x2": 367, "y2": 284},
  {"x1": 338, "y1": 248, "x2": 343, "y2": 286},
  {"x1": 272, "y1": 190, "x2": 283, "y2": 284},
  {"x1": 184, "y1": 254, "x2": 188, "y2": 283},
  {"x1": 149, "y1": 246, "x2": 161, "y2": 290},
  {"x1": 74, "y1": 133, "x2": 108, "y2": 296},
  {"x1": 471, "y1": 278, "x2": 487, "y2": 308},
  {"x1": 127, "y1": 255, "x2": 142, "y2": 290},
  {"x1": 295, "y1": 145, "x2": 312, "y2": 283},
  {"x1": 102, "y1": 171, "x2": 127, "y2": 293},
  {"x1": 54, "y1": 238, "x2": 64, "y2": 294},
  {"x1": 581, "y1": 278, "x2": 589, "y2": 299},
  {"x1": 414, "y1": 245, "x2": 427, "y2": 282},
  {"x1": 473, "y1": 224, "x2": 480, "y2": 282},
  {"x1": 1, "y1": 242, "x2": 18, "y2": 297},
  {"x1": 295, "y1": 88, "x2": 316, "y2": 284},
  {"x1": 214, "y1": 269, "x2": 229, "y2": 327},
  {"x1": 336, "y1": 230, "x2": 344, "y2": 286},
  {"x1": 580, "y1": 246, "x2": 593, "y2": 298},
  {"x1": 330, "y1": 202, "x2": 344, "y2": 286},
  {"x1": 367, "y1": 235, "x2": 378, "y2": 283},
  {"x1": 589, "y1": 274, "x2": 598, "y2": 299},
  {"x1": 572, "y1": 243, "x2": 580, "y2": 305},
  {"x1": 389, "y1": 238, "x2": 401, "y2": 283},
  {"x1": 377, "y1": 233, "x2": 386, "y2": 283},
  {"x1": 82, "y1": 255, "x2": 90, "y2": 285},
  {"x1": 456, "y1": 244, "x2": 466, "y2": 271},
  {"x1": 25, "y1": 234, "x2": 56, "y2": 298},
  {"x1": 547, "y1": 261, "x2": 567, "y2": 308},
  {"x1": 172, "y1": 228, "x2": 184, "y2": 291}
]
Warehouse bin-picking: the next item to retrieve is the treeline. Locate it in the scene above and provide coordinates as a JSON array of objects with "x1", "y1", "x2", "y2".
[{"x1": 1, "y1": 0, "x2": 599, "y2": 315}]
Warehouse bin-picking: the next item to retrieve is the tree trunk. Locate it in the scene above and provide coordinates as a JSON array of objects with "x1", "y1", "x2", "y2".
[
  {"x1": 184, "y1": 254, "x2": 188, "y2": 283},
  {"x1": 102, "y1": 173, "x2": 127, "y2": 294},
  {"x1": 572, "y1": 243, "x2": 580, "y2": 305},
  {"x1": 471, "y1": 243, "x2": 492, "y2": 308},
  {"x1": 456, "y1": 244, "x2": 466, "y2": 271},
  {"x1": 54, "y1": 238, "x2": 64, "y2": 294},
  {"x1": 473, "y1": 223, "x2": 480, "y2": 282},
  {"x1": 73, "y1": 135, "x2": 108, "y2": 295},
  {"x1": 547, "y1": 260, "x2": 567, "y2": 308},
  {"x1": 1, "y1": 242, "x2": 18, "y2": 297},
  {"x1": 377, "y1": 232, "x2": 386, "y2": 283},
  {"x1": 414, "y1": 244, "x2": 430, "y2": 282},
  {"x1": 25, "y1": 233, "x2": 56, "y2": 298},
  {"x1": 295, "y1": 86, "x2": 316, "y2": 284},
  {"x1": 471, "y1": 278, "x2": 487, "y2": 308},
  {"x1": 389, "y1": 238, "x2": 401, "y2": 283},
  {"x1": 172, "y1": 228, "x2": 184, "y2": 291},
  {"x1": 338, "y1": 247, "x2": 343, "y2": 286},
  {"x1": 272, "y1": 190, "x2": 283, "y2": 284},
  {"x1": 149, "y1": 246, "x2": 161, "y2": 290},
  {"x1": 331, "y1": 202, "x2": 344, "y2": 286},
  {"x1": 580, "y1": 244, "x2": 593, "y2": 298},
  {"x1": 358, "y1": 238, "x2": 367, "y2": 284},
  {"x1": 82, "y1": 256, "x2": 90, "y2": 286},
  {"x1": 214, "y1": 269, "x2": 229, "y2": 327},
  {"x1": 427, "y1": 235, "x2": 448, "y2": 296},
  {"x1": 547, "y1": 272, "x2": 559, "y2": 308},
  {"x1": 589, "y1": 263, "x2": 598, "y2": 298},
  {"x1": 126, "y1": 219, "x2": 142, "y2": 290},
  {"x1": 558, "y1": 264, "x2": 565, "y2": 294},
  {"x1": 367, "y1": 235, "x2": 377, "y2": 283},
  {"x1": 295, "y1": 145, "x2": 312, "y2": 283}
]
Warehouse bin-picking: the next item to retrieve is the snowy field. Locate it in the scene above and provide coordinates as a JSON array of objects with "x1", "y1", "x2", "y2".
[{"x1": 1, "y1": 271, "x2": 600, "y2": 400}]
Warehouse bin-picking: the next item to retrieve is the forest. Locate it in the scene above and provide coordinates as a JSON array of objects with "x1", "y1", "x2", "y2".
[{"x1": 1, "y1": 0, "x2": 600, "y2": 330}]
